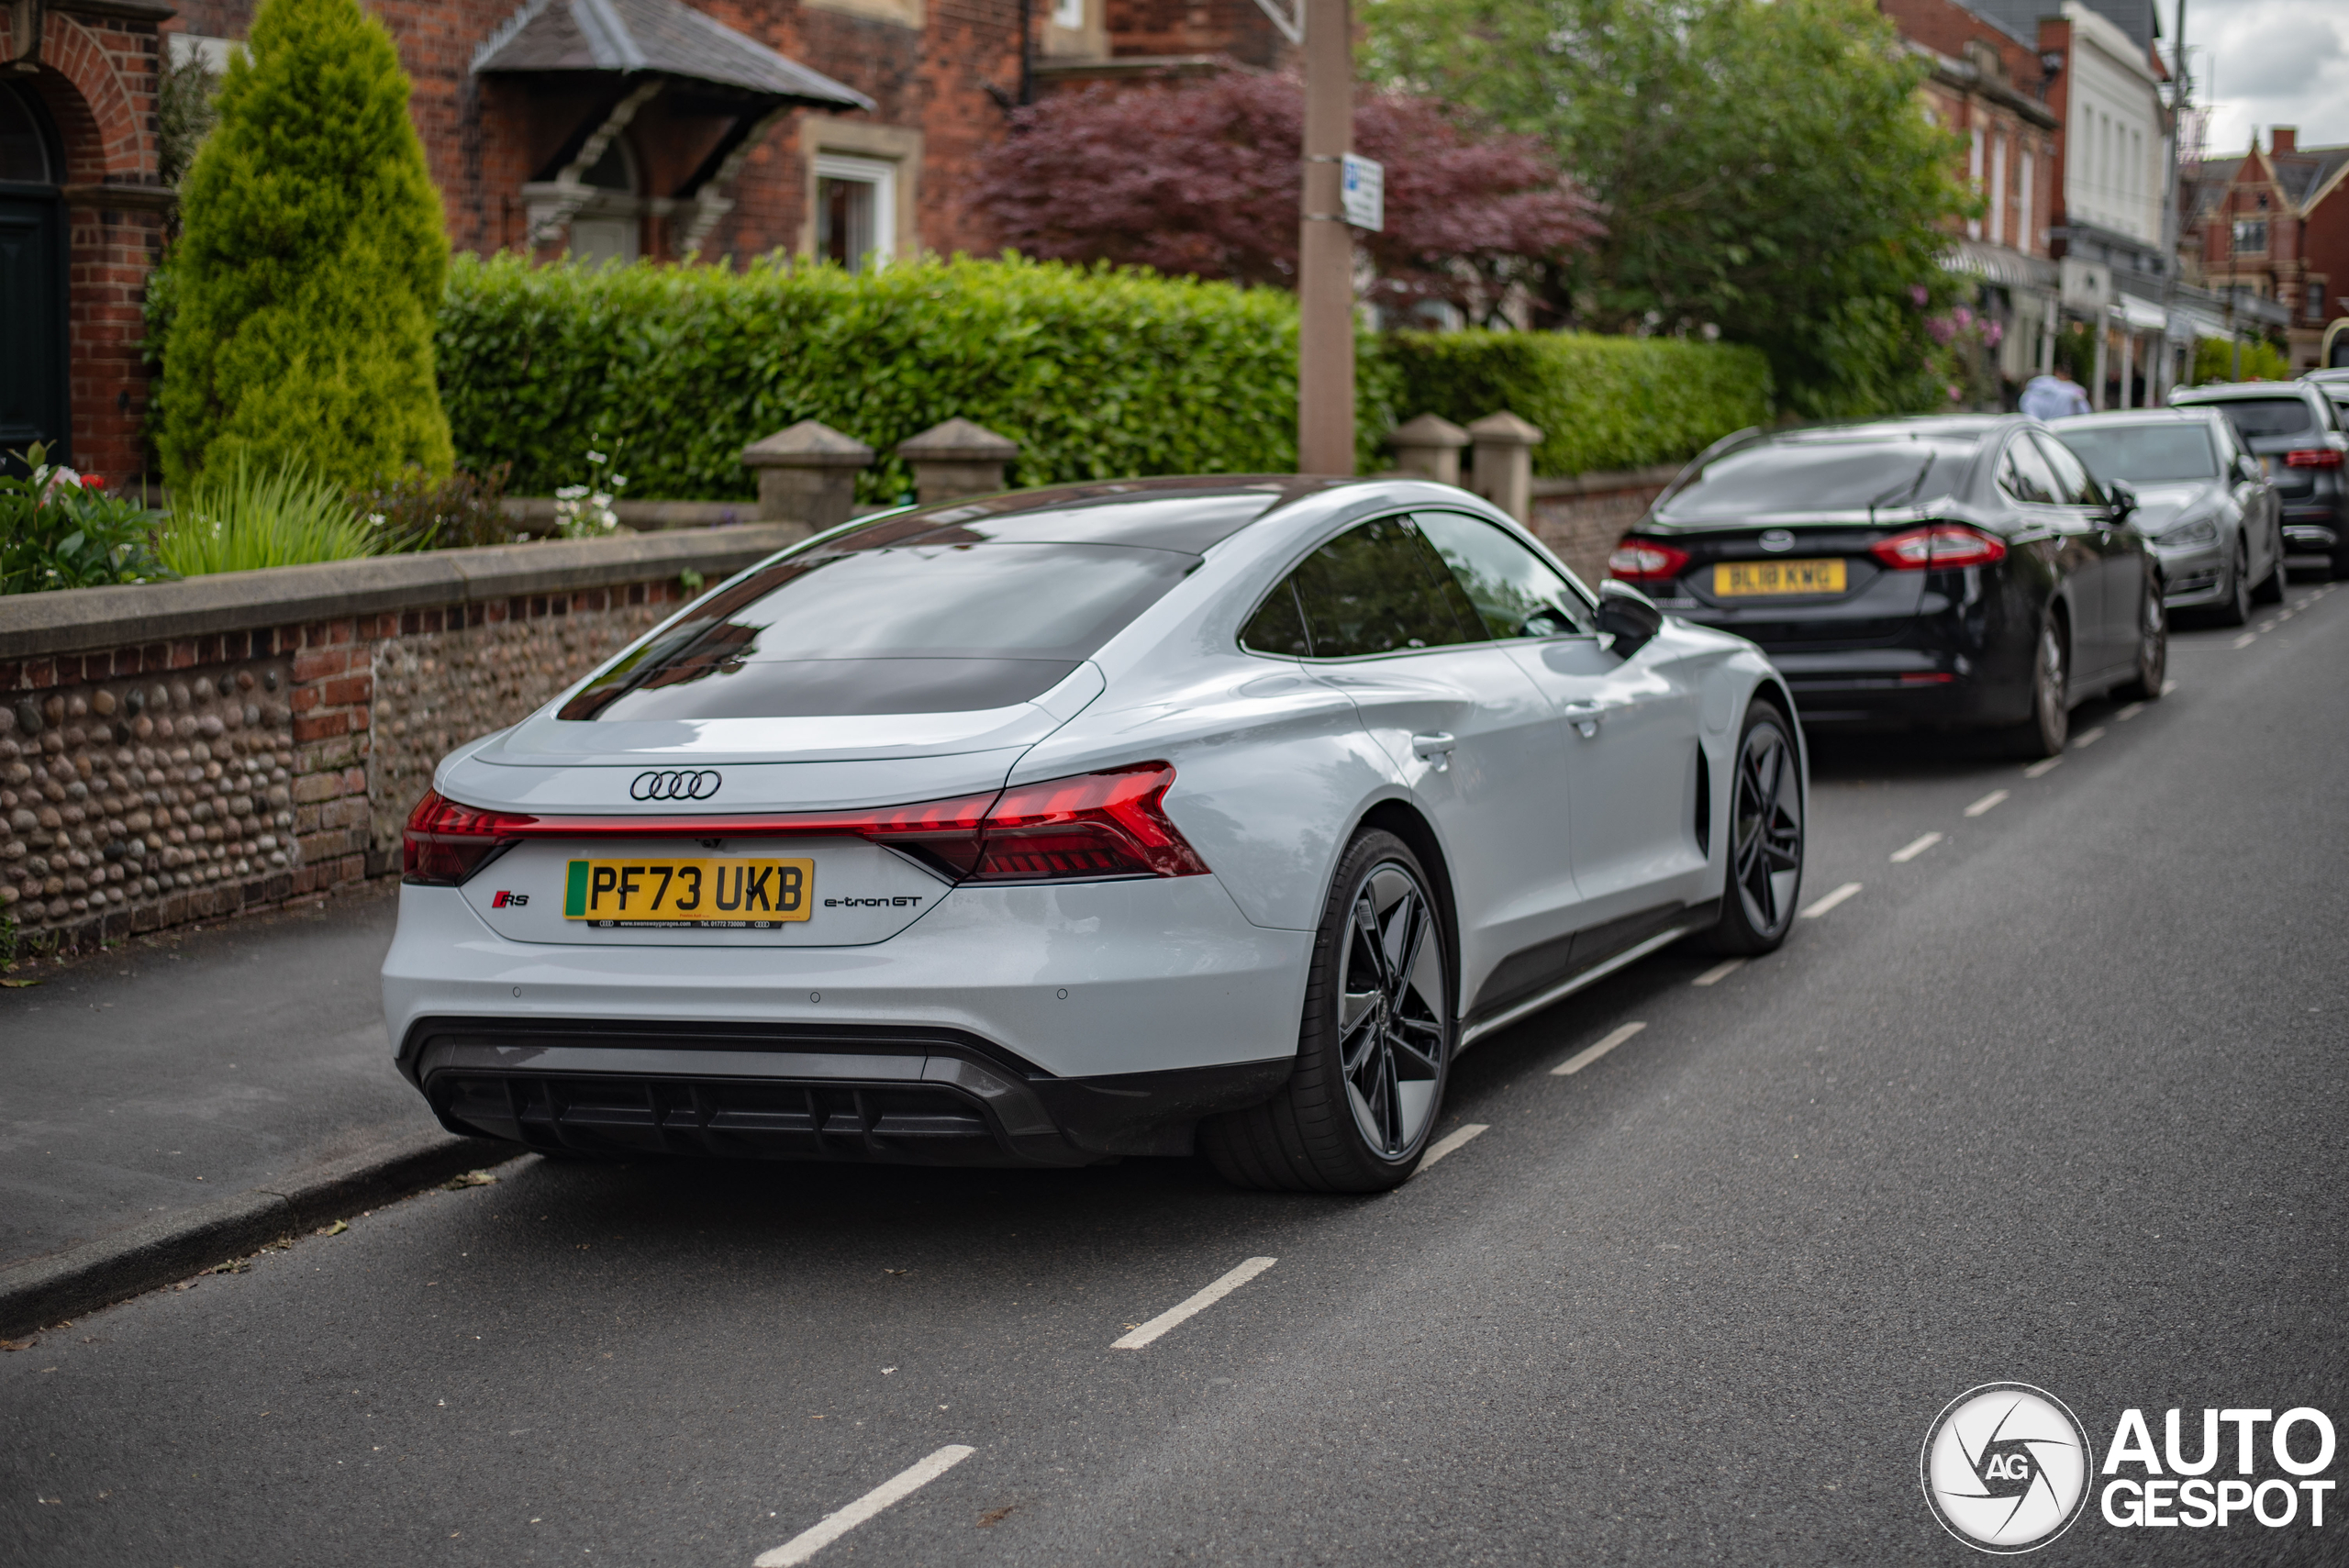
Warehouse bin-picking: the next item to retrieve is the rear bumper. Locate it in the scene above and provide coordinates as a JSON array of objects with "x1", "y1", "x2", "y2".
[
  {"x1": 399, "y1": 1016, "x2": 1289, "y2": 1165},
  {"x1": 382, "y1": 876, "x2": 1310, "y2": 1165}
]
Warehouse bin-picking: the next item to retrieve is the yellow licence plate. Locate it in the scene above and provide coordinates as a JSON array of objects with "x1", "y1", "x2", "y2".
[
  {"x1": 1714, "y1": 559, "x2": 1848, "y2": 597},
  {"x1": 562, "y1": 858, "x2": 813, "y2": 927}
]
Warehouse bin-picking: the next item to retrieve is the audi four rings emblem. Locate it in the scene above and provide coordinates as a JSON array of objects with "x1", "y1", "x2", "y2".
[{"x1": 630, "y1": 769, "x2": 722, "y2": 801}]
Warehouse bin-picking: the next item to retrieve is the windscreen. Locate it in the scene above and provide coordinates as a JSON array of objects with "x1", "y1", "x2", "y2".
[
  {"x1": 1657, "y1": 439, "x2": 1967, "y2": 521},
  {"x1": 559, "y1": 541, "x2": 1195, "y2": 720},
  {"x1": 2203, "y1": 397, "x2": 2316, "y2": 439},
  {"x1": 2056, "y1": 425, "x2": 2219, "y2": 484}
]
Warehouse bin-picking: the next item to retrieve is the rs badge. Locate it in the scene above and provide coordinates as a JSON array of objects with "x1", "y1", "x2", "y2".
[{"x1": 490, "y1": 891, "x2": 529, "y2": 908}]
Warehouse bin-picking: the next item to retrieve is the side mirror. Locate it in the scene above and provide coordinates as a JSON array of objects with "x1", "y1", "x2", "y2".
[
  {"x1": 1597, "y1": 580, "x2": 1664, "y2": 657},
  {"x1": 2105, "y1": 478, "x2": 2139, "y2": 520},
  {"x1": 2238, "y1": 454, "x2": 2265, "y2": 484}
]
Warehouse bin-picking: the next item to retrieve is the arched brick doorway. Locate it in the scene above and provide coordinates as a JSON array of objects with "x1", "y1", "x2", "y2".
[{"x1": 0, "y1": 81, "x2": 70, "y2": 469}]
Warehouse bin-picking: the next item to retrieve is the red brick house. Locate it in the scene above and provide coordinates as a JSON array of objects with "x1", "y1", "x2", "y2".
[{"x1": 2181, "y1": 127, "x2": 2349, "y2": 372}]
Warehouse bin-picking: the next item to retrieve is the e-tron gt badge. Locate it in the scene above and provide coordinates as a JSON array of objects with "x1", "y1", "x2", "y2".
[{"x1": 630, "y1": 769, "x2": 723, "y2": 802}]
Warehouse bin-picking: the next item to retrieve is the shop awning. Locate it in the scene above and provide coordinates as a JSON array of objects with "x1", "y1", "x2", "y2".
[{"x1": 2109, "y1": 294, "x2": 2168, "y2": 332}]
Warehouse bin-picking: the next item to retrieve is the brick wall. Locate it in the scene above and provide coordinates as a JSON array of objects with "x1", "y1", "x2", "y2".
[{"x1": 1526, "y1": 469, "x2": 1679, "y2": 586}]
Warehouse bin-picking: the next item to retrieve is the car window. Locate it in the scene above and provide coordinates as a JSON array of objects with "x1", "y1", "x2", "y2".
[
  {"x1": 560, "y1": 541, "x2": 1193, "y2": 719},
  {"x1": 1656, "y1": 439, "x2": 1966, "y2": 518},
  {"x1": 2032, "y1": 433, "x2": 2103, "y2": 506},
  {"x1": 1998, "y1": 437, "x2": 2061, "y2": 504},
  {"x1": 1413, "y1": 510, "x2": 1598, "y2": 638},
  {"x1": 2054, "y1": 424, "x2": 2219, "y2": 484},
  {"x1": 1246, "y1": 515, "x2": 1479, "y2": 660},
  {"x1": 2199, "y1": 396, "x2": 2318, "y2": 439}
]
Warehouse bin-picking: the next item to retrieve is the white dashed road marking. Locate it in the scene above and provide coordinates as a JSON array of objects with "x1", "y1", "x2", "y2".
[
  {"x1": 1965, "y1": 789, "x2": 2009, "y2": 817},
  {"x1": 2232, "y1": 633, "x2": 2256, "y2": 649},
  {"x1": 1889, "y1": 832, "x2": 1943, "y2": 863},
  {"x1": 1419, "y1": 1123, "x2": 1489, "y2": 1170},
  {"x1": 2023, "y1": 757, "x2": 2064, "y2": 778},
  {"x1": 2116, "y1": 702, "x2": 2145, "y2": 721},
  {"x1": 754, "y1": 1444, "x2": 976, "y2": 1567},
  {"x1": 2162, "y1": 679, "x2": 2179, "y2": 695},
  {"x1": 1112, "y1": 1258, "x2": 1277, "y2": 1350},
  {"x1": 1553, "y1": 1020, "x2": 1645, "y2": 1076},
  {"x1": 1692, "y1": 959, "x2": 1745, "y2": 986},
  {"x1": 2072, "y1": 727, "x2": 2107, "y2": 749},
  {"x1": 1800, "y1": 883, "x2": 1863, "y2": 919}
]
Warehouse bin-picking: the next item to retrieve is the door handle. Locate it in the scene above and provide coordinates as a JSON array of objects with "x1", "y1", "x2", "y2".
[
  {"x1": 1560, "y1": 699, "x2": 1608, "y2": 739},
  {"x1": 1409, "y1": 732, "x2": 1457, "y2": 771}
]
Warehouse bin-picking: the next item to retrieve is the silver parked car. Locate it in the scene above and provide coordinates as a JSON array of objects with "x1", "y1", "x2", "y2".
[
  {"x1": 2049, "y1": 408, "x2": 2285, "y2": 626},
  {"x1": 383, "y1": 476, "x2": 1804, "y2": 1193}
]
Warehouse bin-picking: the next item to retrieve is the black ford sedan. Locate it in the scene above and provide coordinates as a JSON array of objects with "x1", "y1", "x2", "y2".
[{"x1": 1609, "y1": 416, "x2": 2165, "y2": 755}]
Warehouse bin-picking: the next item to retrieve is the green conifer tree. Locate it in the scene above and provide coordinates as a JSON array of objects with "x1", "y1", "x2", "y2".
[{"x1": 158, "y1": 0, "x2": 453, "y2": 490}]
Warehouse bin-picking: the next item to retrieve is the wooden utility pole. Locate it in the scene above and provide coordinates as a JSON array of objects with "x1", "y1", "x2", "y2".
[{"x1": 1296, "y1": 0, "x2": 1354, "y2": 474}]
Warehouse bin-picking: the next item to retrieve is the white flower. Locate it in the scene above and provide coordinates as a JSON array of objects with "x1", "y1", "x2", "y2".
[{"x1": 585, "y1": 450, "x2": 607, "y2": 464}]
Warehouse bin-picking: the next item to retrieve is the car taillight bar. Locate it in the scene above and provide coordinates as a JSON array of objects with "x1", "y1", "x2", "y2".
[
  {"x1": 1867, "y1": 524, "x2": 2008, "y2": 571},
  {"x1": 1608, "y1": 539, "x2": 1691, "y2": 582},
  {"x1": 398, "y1": 763, "x2": 1209, "y2": 888},
  {"x1": 2284, "y1": 448, "x2": 2343, "y2": 468}
]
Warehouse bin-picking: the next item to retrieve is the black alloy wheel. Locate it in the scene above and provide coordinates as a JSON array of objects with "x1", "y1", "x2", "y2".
[
  {"x1": 2214, "y1": 540, "x2": 2252, "y2": 628},
  {"x1": 2009, "y1": 608, "x2": 2070, "y2": 759},
  {"x1": 1202, "y1": 829, "x2": 1452, "y2": 1193},
  {"x1": 2116, "y1": 574, "x2": 2168, "y2": 704},
  {"x1": 1703, "y1": 701, "x2": 1803, "y2": 955}
]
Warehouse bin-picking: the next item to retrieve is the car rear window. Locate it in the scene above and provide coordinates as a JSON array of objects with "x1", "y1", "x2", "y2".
[
  {"x1": 2055, "y1": 425, "x2": 2219, "y2": 483},
  {"x1": 559, "y1": 541, "x2": 1194, "y2": 720},
  {"x1": 1656, "y1": 440, "x2": 1966, "y2": 520},
  {"x1": 2199, "y1": 396, "x2": 2316, "y2": 439}
]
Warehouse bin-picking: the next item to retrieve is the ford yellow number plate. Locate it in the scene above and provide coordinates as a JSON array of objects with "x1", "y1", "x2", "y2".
[
  {"x1": 1714, "y1": 559, "x2": 1847, "y2": 597},
  {"x1": 562, "y1": 858, "x2": 813, "y2": 928}
]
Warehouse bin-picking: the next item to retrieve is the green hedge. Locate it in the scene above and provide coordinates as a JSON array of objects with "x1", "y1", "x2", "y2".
[
  {"x1": 1383, "y1": 329, "x2": 1773, "y2": 477},
  {"x1": 438, "y1": 253, "x2": 1386, "y2": 503}
]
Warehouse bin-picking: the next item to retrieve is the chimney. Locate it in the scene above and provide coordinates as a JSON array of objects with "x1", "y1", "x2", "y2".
[{"x1": 2273, "y1": 127, "x2": 2298, "y2": 155}]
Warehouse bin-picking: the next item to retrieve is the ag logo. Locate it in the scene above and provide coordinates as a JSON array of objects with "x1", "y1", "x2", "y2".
[
  {"x1": 1921, "y1": 1383, "x2": 2094, "y2": 1553},
  {"x1": 630, "y1": 769, "x2": 722, "y2": 802}
]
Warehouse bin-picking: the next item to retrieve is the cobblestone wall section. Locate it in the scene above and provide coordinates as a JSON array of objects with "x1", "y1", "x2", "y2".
[
  {"x1": 369, "y1": 587, "x2": 682, "y2": 856},
  {"x1": 0, "y1": 580, "x2": 691, "y2": 951},
  {"x1": 1, "y1": 640, "x2": 300, "y2": 940}
]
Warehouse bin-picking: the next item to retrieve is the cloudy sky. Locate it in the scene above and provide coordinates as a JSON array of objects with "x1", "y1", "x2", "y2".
[{"x1": 2179, "y1": 0, "x2": 2349, "y2": 157}]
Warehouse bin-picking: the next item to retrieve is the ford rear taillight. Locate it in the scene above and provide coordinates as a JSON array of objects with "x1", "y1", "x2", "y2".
[
  {"x1": 2284, "y1": 447, "x2": 2343, "y2": 468},
  {"x1": 402, "y1": 790, "x2": 539, "y2": 885},
  {"x1": 1867, "y1": 524, "x2": 2008, "y2": 571},
  {"x1": 1609, "y1": 539, "x2": 1690, "y2": 583}
]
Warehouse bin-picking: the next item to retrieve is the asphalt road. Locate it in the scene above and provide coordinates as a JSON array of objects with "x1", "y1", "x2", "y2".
[{"x1": 4, "y1": 580, "x2": 2344, "y2": 1567}]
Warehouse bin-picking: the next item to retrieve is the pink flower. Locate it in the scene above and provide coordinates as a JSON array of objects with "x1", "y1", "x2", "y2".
[{"x1": 1910, "y1": 284, "x2": 1931, "y2": 307}]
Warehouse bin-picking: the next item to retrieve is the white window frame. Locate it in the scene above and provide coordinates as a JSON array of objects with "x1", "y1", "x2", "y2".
[
  {"x1": 1052, "y1": 0, "x2": 1085, "y2": 28},
  {"x1": 813, "y1": 151, "x2": 899, "y2": 269}
]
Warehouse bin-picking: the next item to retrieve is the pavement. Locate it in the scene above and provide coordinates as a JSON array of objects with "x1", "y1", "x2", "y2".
[
  {"x1": 1, "y1": 577, "x2": 2344, "y2": 1565},
  {"x1": 0, "y1": 883, "x2": 511, "y2": 1326}
]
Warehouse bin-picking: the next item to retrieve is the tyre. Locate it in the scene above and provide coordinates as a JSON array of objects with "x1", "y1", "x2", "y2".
[
  {"x1": 2212, "y1": 541, "x2": 2251, "y2": 627},
  {"x1": 1202, "y1": 829, "x2": 1451, "y2": 1194},
  {"x1": 2253, "y1": 531, "x2": 2288, "y2": 605},
  {"x1": 2005, "y1": 607, "x2": 2070, "y2": 759},
  {"x1": 2115, "y1": 573, "x2": 2167, "y2": 704},
  {"x1": 1700, "y1": 700, "x2": 1804, "y2": 956},
  {"x1": 2333, "y1": 549, "x2": 2349, "y2": 583}
]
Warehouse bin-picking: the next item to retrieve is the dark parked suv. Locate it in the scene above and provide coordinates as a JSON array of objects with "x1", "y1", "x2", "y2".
[
  {"x1": 2169, "y1": 381, "x2": 2349, "y2": 579},
  {"x1": 1609, "y1": 416, "x2": 2165, "y2": 756}
]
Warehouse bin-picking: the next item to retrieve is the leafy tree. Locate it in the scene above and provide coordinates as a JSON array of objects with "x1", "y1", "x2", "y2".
[
  {"x1": 974, "y1": 74, "x2": 1601, "y2": 324},
  {"x1": 156, "y1": 0, "x2": 452, "y2": 491},
  {"x1": 1365, "y1": 0, "x2": 1972, "y2": 417}
]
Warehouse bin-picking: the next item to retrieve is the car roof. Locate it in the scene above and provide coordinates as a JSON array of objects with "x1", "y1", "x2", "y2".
[
  {"x1": 2303, "y1": 367, "x2": 2349, "y2": 384},
  {"x1": 1767, "y1": 415, "x2": 2012, "y2": 445},
  {"x1": 2172, "y1": 381, "x2": 2321, "y2": 403},
  {"x1": 2048, "y1": 408, "x2": 2217, "y2": 426},
  {"x1": 803, "y1": 475, "x2": 1358, "y2": 557}
]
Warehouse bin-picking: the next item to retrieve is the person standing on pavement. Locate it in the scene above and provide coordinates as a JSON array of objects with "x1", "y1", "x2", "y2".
[{"x1": 2021, "y1": 362, "x2": 2093, "y2": 419}]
